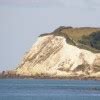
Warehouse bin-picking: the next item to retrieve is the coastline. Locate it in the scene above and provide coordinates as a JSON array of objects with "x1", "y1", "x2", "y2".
[{"x1": 0, "y1": 74, "x2": 100, "y2": 80}]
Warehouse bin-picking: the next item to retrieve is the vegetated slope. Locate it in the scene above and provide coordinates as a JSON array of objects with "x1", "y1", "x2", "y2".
[
  {"x1": 41, "y1": 26, "x2": 100, "y2": 52},
  {"x1": 16, "y1": 26, "x2": 100, "y2": 78}
]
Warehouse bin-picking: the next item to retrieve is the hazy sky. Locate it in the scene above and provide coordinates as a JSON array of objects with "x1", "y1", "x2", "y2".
[{"x1": 0, "y1": 0, "x2": 100, "y2": 71}]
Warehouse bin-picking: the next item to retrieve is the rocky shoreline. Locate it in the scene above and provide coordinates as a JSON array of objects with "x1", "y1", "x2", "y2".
[{"x1": 0, "y1": 71, "x2": 100, "y2": 80}]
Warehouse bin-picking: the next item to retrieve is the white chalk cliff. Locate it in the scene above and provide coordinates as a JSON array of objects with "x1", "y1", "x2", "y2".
[{"x1": 16, "y1": 27, "x2": 100, "y2": 78}]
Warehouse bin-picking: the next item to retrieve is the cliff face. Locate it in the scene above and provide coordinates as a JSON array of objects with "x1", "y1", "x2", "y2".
[{"x1": 16, "y1": 27, "x2": 100, "y2": 78}]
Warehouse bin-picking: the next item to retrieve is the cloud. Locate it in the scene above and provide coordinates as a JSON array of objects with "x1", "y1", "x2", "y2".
[
  {"x1": 55, "y1": 0, "x2": 100, "y2": 12},
  {"x1": 80, "y1": 0, "x2": 100, "y2": 10},
  {"x1": 1, "y1": 0, "x2": 100, "y2": 9},
  {"x1": 0, "y1": 0, "x2": 100, "y2": 10},
  {"x1": 0, "y1": 0, "x2": 64, "y2": 7}
]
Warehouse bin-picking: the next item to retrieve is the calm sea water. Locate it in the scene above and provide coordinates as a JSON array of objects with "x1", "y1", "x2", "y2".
[{"x1": 0, "y1": 79, "x2": 100, "y2": 100}]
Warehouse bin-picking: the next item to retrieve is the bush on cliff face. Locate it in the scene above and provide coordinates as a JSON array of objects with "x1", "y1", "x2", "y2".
[
  {"x1": 90, "y1": 32, "x2": 100, "y2": 50},
  {"x1": 79, "y1": 31, "x2": 100, "y2": 50}
]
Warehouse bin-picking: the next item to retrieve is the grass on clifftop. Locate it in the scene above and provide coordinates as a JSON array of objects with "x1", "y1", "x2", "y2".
[{"x1": 40, "y1": 26, "x2": 100, "y2": 53}]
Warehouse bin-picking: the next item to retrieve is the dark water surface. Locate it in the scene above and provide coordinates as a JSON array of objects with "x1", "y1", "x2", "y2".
[{"x1": 0, "y1": 79, "x2": 100, "y2": 100}]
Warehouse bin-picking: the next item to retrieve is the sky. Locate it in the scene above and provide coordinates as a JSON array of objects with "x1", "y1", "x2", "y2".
[{"x1": 0, "y1": 0, "x2": 100, "y2": 71}]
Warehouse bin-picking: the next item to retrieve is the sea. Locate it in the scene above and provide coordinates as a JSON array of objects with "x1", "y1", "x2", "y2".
[{"x1": 0, "y1": 79, "x2": 100, "y2": 100}]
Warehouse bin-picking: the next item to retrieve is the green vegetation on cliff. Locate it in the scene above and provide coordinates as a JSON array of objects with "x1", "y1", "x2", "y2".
[{"x1": 40, "y1": 26, "x2": 100, "y2": 53}]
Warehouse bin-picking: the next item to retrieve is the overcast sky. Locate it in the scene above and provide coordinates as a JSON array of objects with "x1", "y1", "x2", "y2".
[{"x1": 0, "y1": 0, "x2": 100, "y2": 71}]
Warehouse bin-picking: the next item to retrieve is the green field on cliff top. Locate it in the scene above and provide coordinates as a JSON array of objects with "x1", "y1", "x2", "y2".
[{"x1": 40, "y1": 26, "x2": 100, "y2": 53}]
